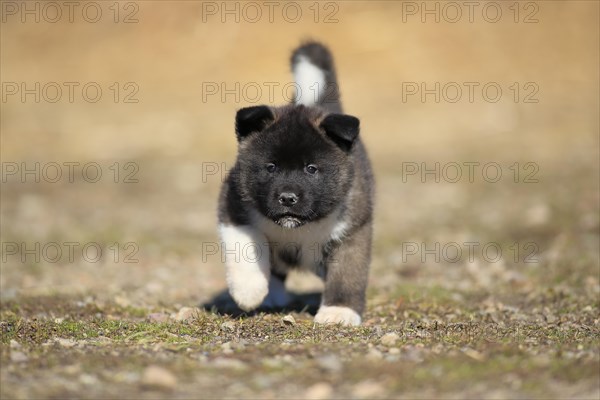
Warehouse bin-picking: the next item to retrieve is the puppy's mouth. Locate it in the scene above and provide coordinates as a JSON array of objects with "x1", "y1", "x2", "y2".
[{"x1": 275, "y1": 214, "x2": 305, "y2": 229}]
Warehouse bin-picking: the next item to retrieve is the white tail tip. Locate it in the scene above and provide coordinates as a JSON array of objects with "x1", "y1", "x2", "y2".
[{"x1": 293, "y1": 55, "x2": 326, "y2": 106}]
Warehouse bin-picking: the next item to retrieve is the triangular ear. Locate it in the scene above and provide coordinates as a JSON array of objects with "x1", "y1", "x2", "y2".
[
  {"x1": 235, "y1": 106, "x2": 274, "y2": 142},
  {"x1": 319, "y1": 113, "x2": 360, "y2": 151}
]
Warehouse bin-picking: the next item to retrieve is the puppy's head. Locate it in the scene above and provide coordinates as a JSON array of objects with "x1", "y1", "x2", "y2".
[{"x1": 234, "y1": 105, "x2": 359, "y2": 228}]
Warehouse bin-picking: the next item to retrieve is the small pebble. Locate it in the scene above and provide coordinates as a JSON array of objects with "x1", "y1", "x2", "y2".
[
  {"x1": 545, "y1": 314, "x2": 557, "y2": 324},
  {"x1": 380, "y1": 332, "x2": 400, "y2": 347},
  {"x1": 79, "y1": 373, "x2": 99, "y2": 385},
  {"x1": 316, "y1": 354, "x2": 342, "y2": 373},
  {"x1": 173, "y1": 307, "x2": 199, "y2": 322},
  {"x1": 221, "y1": 321, "x2": 236, "y2": 331},
  {"x1": 304, "y1": 382, "x2": 333, "y2": 400},
  {"x1": 141, "y1": 365, "x2": 177, "y2": 390},
  {"x1": 10, "y1": 351, "x2": 28, "y2": 363},
  {"x1": 463, "y1": 347, "x2": 485, "y2": 361},
  {"x1": 366, "y1": 348, "x2": 384, "y2": 361},
  {"x1": 282, "y1": 315, "x2": 296, "y2": 326},
  {"x1": 221, "y1": 342, "x2": 234, "y2": 355},
  {"x1": 353, "y1": 380, "x2": 385, "y2": 398},
  {"x1": 56, "y1": 338, "x2": 76, "y2": 348}
]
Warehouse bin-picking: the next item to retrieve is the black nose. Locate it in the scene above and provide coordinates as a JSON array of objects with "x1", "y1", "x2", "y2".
[{"x1": 278, "y1": 192, "x2": 298, "y2": 206}]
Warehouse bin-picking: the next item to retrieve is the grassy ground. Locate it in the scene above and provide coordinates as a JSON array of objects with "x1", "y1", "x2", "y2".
[{"x1": 1, "y1": 287, "x2": 598, "y2": 399}]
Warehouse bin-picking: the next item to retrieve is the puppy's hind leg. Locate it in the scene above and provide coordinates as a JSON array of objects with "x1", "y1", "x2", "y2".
[{"x1": 219, "y1": 224, "x2": 271, "y2": 311}]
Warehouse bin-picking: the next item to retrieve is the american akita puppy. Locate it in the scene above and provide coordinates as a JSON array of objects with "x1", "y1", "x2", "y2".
[{"x1": 218, "y1": 41, "x2": 374, "y2": 326}]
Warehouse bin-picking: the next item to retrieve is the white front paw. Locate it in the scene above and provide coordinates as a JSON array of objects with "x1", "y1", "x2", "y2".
[
  {"x1": 220, "y1": 224, "x2": 271, "y2": 311},
  {"x1": 229, "y1": 277, "x2": 269, "y2": 311},
  {"x1": 314, "y1": 306, "x2": 361, "y2": 326}
]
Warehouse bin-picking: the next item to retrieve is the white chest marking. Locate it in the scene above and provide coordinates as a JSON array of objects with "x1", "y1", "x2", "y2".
[{"x1": 251, "y1": 210, "x2": 348, "y2": 272}]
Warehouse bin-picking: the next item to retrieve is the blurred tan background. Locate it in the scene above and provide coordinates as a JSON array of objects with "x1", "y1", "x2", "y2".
[{"x1": 1, "y1": 1, "x2": 598, "y2": 304}]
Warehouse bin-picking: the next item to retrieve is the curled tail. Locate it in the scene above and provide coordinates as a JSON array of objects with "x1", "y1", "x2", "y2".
[{"x1": 291, "y1": 41, "x2": 343, "y2": 113}]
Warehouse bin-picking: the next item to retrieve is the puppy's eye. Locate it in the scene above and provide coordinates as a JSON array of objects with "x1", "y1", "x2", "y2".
[
  {"x1": 266, "y1": 163, "x2": 276, "y2": 173},
  {"x1": 305, "y1": 164, "x2": 318, "y2": 175}
]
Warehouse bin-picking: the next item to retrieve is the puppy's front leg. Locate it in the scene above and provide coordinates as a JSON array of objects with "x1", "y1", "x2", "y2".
[
  {"x1": 315, "y1": 223, "x2": 372, "y2": 326},
  {"x1": 219, "y1": 224, "x2": 271, "y2": 311}
]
